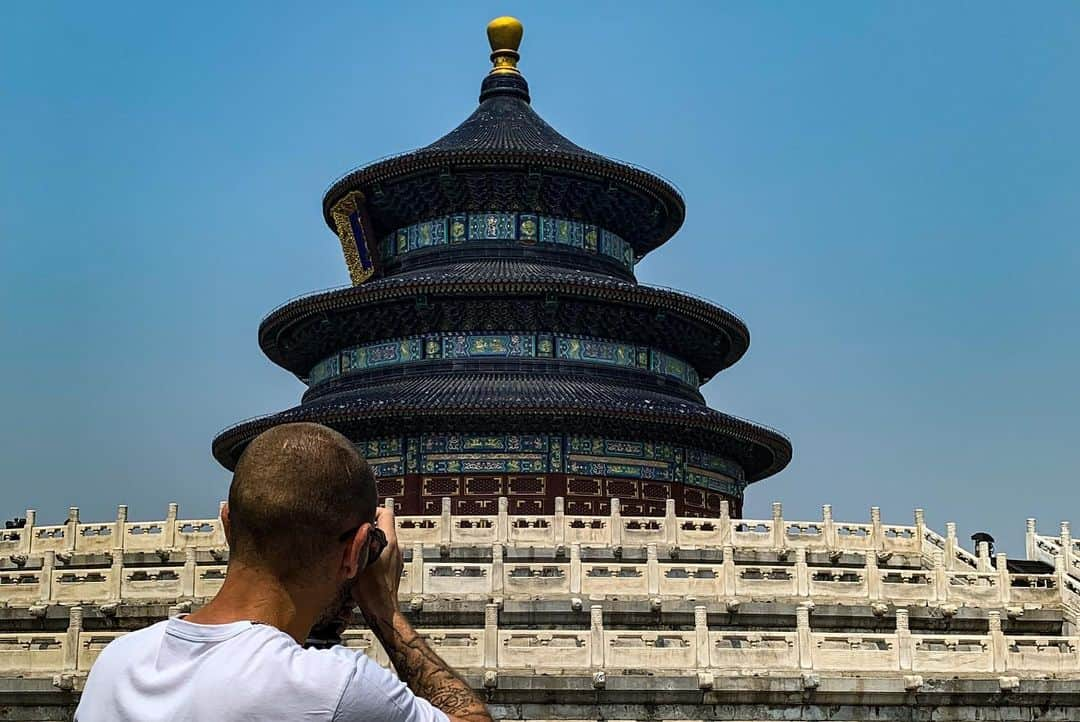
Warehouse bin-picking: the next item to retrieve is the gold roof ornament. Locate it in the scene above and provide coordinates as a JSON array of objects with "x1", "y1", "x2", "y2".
[{"x1": 487, "y1": 16, "x2": 523, "y2": 75}]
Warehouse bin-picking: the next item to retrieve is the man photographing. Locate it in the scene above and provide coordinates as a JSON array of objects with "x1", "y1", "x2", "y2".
[{"x1": 76, "y1": 422, "x2": 493, "y2": 722}]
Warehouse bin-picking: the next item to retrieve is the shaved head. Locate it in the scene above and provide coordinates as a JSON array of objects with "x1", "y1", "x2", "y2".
[{"x1": 227, "y1": 423, "x2": 377, "y2": 581}]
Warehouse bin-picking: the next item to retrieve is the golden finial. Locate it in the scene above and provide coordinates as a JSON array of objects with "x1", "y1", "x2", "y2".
[{"x1": 487, "y1": 16, "x2": 523, "y2": 75}]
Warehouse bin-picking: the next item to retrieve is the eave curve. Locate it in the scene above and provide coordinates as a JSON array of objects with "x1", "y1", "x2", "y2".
[
  {"x1": 258, "y1": 261, "x2": 751, "y2": 381},
  {"x1": 211, "y1": 372, "x2": 792, "y2": 480}
]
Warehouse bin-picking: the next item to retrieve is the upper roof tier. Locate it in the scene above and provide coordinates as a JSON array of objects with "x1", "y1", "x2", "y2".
[{"x1": 321, "y1": 17, "x2": 685, "y2": 280}]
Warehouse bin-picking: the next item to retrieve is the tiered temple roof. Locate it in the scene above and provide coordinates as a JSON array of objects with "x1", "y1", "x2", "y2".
[{"x1": 212, "y1": 17, "x2": 790, "y2": 518}]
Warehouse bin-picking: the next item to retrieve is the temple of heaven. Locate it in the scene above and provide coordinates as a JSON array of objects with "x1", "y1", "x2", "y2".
[{"x1": 212, "y1": 16, "x2": 791, "y2": 518}]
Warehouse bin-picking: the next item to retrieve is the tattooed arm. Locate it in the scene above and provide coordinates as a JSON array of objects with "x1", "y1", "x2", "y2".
[{"x1": 353, "y1": 508, "x2": 492, "y2": 722}]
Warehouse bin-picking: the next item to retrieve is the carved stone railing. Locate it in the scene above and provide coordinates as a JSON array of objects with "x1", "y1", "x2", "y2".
[
  {"x1": 0, "y1": 500, "x2": 987, "y2": 567},
  {"x1": 4, "y1": 606, "x2": 1078, "y2": 682},
  {"x1": 4, "y1": 542, "x2": 1078, "y2": 612},
  {"x1": 1028, "y1": 520, "x2": 1080, "y2": 583}
]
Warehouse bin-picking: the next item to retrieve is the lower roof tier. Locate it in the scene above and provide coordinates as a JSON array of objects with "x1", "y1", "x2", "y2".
[
  {"x1": 211, "y1": 372, "x2": 792, "y2": 480},
  {"x1": 259, "y1": 261, "x2": 750, "y2": 382}
]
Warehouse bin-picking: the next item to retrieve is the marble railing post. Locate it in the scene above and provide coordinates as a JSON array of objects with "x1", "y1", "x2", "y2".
[
  {"x1": 1055, "y1": 554, "x2": 1068, "y2": 608},
  {"x1": 796, "y1": 603, "x2": 813, "y2": 670},
  {"x1": 440, "y1": 498, "x2": 452, "y2": 548},
  {"x1": 114, "y1": 505, "x2": 128, "y2": 550},
  {"x1": 933, "y1": 550, "x2": 948, "y2": 603},
  {"x1": 590, "y1": 605, "x2": 604, "y2": 669},
  {"x1": 771, "y1": 502, "x2": 785, "y2": 549},
  {"x1": 64, "y1": 606, "x2": 83, "y2": 672},
  {"x1": 164, "y1": 503, "x2": 178, "y2": 549},
  {"x1": 1061, "y1": 522, "x2": 1074, "y2": 573},
  {"x1": 866, "y1": 551, "x2": 882, "y2": 602},
  {"x1": 870, "y1": 506, "x2": 883, "y2": 552},
  {"x1": 977, "y1": 542, "x2": 992, "y2": 572},
  {"x1": 491, "y1": 543, "x2": 504, "y2": 596},
  {"x1": 411, "y1": 543, "x2": 424, "y2": 597},
  {"x1": 182, "y1": 547, "x2": 197, "y2": 598},
  {"x1": 65, "y1": 507, "x2": 79, "y2": 552},
  {"x1": 988, "y1": 611, "x2": 1006, "y2": 673},
  {"x1": 213, "y1": 501, "x2": 227, "y2": 547},
  {"x1": 694, "y1": 605, "x2": 709, "y2": 668},
  {"x1": 496, "y1": 497, "x2": 509, "y2": 545},
  {"x1": 553, "y1": 497, "x2": 566, "y2": 549},
  {"x1": 795, "y1": 548, "x2": 809, "y2": 597},
  {"x1": 945, "y1": 522, "x2": 958, "y2": 570},
  {"x1": 822, "y1": 505, "x2": 836, "y2": 550},
  {"x1": 718, "y1": 500, "x2": 732, "y2": 547},
  {"x1": 19, "y1": 509, "x2": 35, "y2": 556},
  {"x1": 914, "y1": 508, "x2": 925, "y2": 557},
  {"x1": 896, "y1": 608, "x2": 912, "y2": 671},
  {"x1": 40, "y1": 550, "x2": 55, "y2": 602},
  {"x1": 1025, "y1": 518, "x2": 1038, "y2": 561},
  {"x1": 108, "y1": 551, "x2": 123, "y2": 602},
  {"x1": 721, "y1": 545, "x2": 736, "y2": 597},
  {"x1": 570, "y1": 543, "x2": 582, "y2": 594},
  {"x1": 483, "y1": 603, "x2": 498, "y2": 669},
  {"x1": 610, "y1": 499, "x2": 622, "y2": 549},
  {"x1": 646, "y1": 543, "x2": 659, "y2": 595},
  {"x1": 664, "y1": 499, "x2": 677, "y2": 547},
  {"x1": 996, "y1": 553, "x2": 1010, "y2": 606}
]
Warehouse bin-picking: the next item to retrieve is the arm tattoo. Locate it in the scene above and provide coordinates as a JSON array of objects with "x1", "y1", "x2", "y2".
[{"x1": 364, "y1": 610, "x2": 492, "y2": 722}]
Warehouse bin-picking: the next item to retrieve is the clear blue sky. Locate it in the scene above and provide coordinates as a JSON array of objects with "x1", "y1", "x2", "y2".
[{"x1": 2, "y1": 2, "x2": 1077, "y2": 554}]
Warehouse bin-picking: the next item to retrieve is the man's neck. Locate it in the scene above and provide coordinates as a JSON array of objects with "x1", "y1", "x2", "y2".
[{"x1": 184, "y1": 563, "x2": 315, "y2": 643}]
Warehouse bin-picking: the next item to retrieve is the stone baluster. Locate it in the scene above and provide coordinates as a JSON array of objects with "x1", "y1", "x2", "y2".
[
  {"x1": 694, "y1": 605, "x2": 709, "y2": 668},
  {"x1": 721, "y1": 545, "x2": 736, "y2": 597},
  {"x1": 914, "y1": 508, "x2": 925, "y2": 557},
  {"x1": 866, "y1": 550, "x2": 882, "y2": 602},
  {"x1": 1055, "y1": 554, "x2": 1068, "y2": 608},
  {"x1": 996, "y1": 553, "x2": 1010, "y2": 606},
  {"x1": 440, "y1": 497, "x2": 452, "y2": 548},
  {"x1": 213, "y1": 501, "x2": 227, "y2": 547},
  {"x1": 610, "y1": 499, "x2": 622, "y2": 549},
  {"x1": 977, "y1": 541, "x2": 992, "y2": 572},
  {"x1": 664, "y1": 498, "x2": 677, "y2": 547},
  {"x1": 163, "y1": 503, "x2": 178, "y2": 549},
  {"x1": 988, "y1": 611, "x2": 1006, "y2": 673},
  {"x1": 182, "y1": 547, "x2": 197, "y2": 598},
  {"x1": 1025, "y1": 518, "x2": 1037, "y2": 561},
  {"x1": 589, "y1": 605, "x2": 604, "y2": 669},
  {"x1": 570, "y1": 543, "x2": 582, "y2": 595},
  {"x1": 945, "y1": 522, "x2": 958, "y2": 570},
  {"x1": 822, "y1": 505, "x2": 836, "y2": 551},
  {"x1": 19, "y1": 509, "x2": 36, "y2": 556},
  {"x1": 796, "y1": 603, "x2": 813, "y2": 670},
  {"x1": 64, "y1": 606, "x2": 83, "y2": 672},
  {"x1": 870, "y1": 506, "x2": 883, "y2": 552},
  {"x1": 795, "y1": 548, "x2": 809, "y2": 597},
  {"x1": 1061, "y1": 522, "x2": 1074, "y2": 574},
  {"x1": 718, "y1": 500, "x2": 732, "y2": 547},
  {"x1": 496, "y1": 497, "x2": 509, "y2": 545},
  {"x1": 109, "y1": 549, "x2": 124, "y2": 602},
  {"x1": 114, "y1": 505, "x2": 128, "y2": 551},
  {"x1": 491, "y1": 543, "x2": 504, "y2": 596},
  {"x1": 896, "y1": 608, "x2": 912, "y2": 671},
  {"x1": 411, "y1": 543, "x2": 424, "y2": 597},
  {"x1": 483, "y1": 603, "x2": 499, "y2": 670},
  {"x1": 646, "y1": 543, "x2": 659, "y2": 596},
  {"x1": 771, "y1": 502, "x2": 785, "y2": 549},
  {"x1": 933, "y1": 550, "x2": 948, "y2": 604},
  {"x1": 40, "y1": 550, "x2": 55, "y2": 602},
  {"x1": 65, "y1": 507, "x2": 79, "y2": 552},
  {"x1": 553, "y1": 497, "x2": 566, "y2": 550}
]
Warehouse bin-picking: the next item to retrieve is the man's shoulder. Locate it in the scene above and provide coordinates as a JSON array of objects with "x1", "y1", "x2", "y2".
[{"x1": 94, "y1": 620, "x2": 169, "y2": 660}]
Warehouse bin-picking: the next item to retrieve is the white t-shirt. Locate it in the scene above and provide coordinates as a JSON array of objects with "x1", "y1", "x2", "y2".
[{"x1": 75, "y1": 617, "x2": 451, "y2": 722}]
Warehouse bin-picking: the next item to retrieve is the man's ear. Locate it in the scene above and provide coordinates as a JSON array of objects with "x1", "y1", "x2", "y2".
[
  {"x1": 220, "y1": 503, "x2": 232, "y2": 546},
  {"x1": 341, "y1": 524, "x2": 371, "y2": 581}
]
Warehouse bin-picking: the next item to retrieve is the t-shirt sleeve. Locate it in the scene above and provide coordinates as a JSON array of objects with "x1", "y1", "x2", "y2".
[{"x1": 332, "y1": 651, "x2": 451, "y2": 722}]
